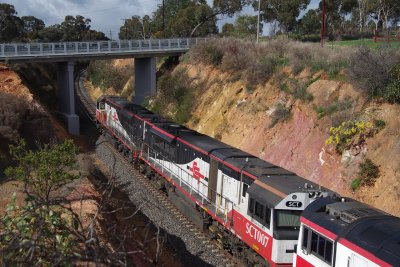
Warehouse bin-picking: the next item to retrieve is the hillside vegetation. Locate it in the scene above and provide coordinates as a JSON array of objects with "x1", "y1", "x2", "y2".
[{"x1": 145, "y1": 38, "x2": 400, "y2": 216}]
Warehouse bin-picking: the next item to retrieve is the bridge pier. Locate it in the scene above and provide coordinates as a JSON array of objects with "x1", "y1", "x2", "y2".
[
  {"x1": 57, "y1": 61, "x2": 80, "y2": 135},
  {"x1": 134, "y1": 57, "x2": 156, "y2": 105}
]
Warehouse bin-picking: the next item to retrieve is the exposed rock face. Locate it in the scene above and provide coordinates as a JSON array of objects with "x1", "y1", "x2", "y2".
[
  {"x1": 182, "y1": 63, "x2": 400, "y2": 216},
  {"x1": 0, "y1": 65, "x2": 63, "y2": 144}
]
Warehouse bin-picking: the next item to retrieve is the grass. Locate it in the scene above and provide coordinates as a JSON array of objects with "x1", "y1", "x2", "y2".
[{"x1": 328, "y1": 39, "x2": 400, "y2": 49}]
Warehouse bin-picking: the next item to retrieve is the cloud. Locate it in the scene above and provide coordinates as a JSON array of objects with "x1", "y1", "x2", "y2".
[{"x1": 7, "y1": 0, "x2": 158, "y2": 39}]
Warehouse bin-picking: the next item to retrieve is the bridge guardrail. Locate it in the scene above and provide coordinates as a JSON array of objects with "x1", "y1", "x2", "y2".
[{"x1": 0, "y1": 38, "x2": 208, "y2": 58}]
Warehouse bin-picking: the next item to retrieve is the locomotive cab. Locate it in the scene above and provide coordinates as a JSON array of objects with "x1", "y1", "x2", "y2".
[
  {"x1": 247, "y1": 183, "x2": 329, "y2": 265},
  {"x1": 96, "y1": 97, "x2": 107, "y2": 125}
]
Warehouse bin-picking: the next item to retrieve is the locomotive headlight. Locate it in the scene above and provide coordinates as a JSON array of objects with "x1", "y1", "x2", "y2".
[{"x1": 292, "y1": 195, "x2": 297, "y2": 200}]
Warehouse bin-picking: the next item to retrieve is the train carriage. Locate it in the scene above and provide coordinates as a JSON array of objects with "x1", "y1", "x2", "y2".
[
  {"x1": 95, "y1": 96, "x2": 336, "y2": 266},
  {"x1": 295, "y1": 197, "x2": 400, "y2": 267}
]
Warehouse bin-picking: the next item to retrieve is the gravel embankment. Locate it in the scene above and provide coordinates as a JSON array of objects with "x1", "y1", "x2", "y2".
[{"x1": 94, "y1": 136, "x2": 235, "y2": 267}]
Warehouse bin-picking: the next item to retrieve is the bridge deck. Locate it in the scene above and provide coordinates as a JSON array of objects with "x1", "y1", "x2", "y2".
[{"x1": 0, "y1": 38, "x2": 206, "y2": 63}]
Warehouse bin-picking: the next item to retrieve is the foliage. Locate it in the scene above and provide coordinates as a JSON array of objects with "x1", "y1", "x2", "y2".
[
  {"x1": 119, "y1": 15, "x2": 152, "y2": 40},
  {"x1": 383, "y1": 63, "x2": 400, "y2": 104},
  {"x1": 190, "y1": 41, "x2": 224, "y2": 66},
  {"x1": 60, "y1": 15, "x2": 91, "y2": 41},
  {"x1": 325, "y1": 120, "x2": 375, "y2": 153},
  {"x1": 21, "y1": 16, "x2": 45, "y2": 40},
  {"x1": 222, "y1": 15, "x2": 261, "y2": 39},
  {"x1": 0, "y1": 140, "x2": 89, "y2": 265},
  {"x1": 373, "y1": 119, "x2": 386, "y2": 129},
  {"x1": 351, "y1": 178, "x2": 361, "y2": 191},
  {"x1": 245, "y1": 55, "x2": 280, "y2": 85},
  {"x1": 348, "y1": 46, "x2": 400, "y2": 97},
  {"x1": 357, "y1": 158, "x2": 380, "y2": 187},
  {"x1": 170, "y1": 3, "x2": 218, "y2": 37},
  {"x1": 315, "y1": 97, "x2": 353, "y2": 118},
  {"x1": 295, "y1": 9, "x2": 320, "y2": 35},
  {"x1": 270, "y1": 103, "x2": 291, "y2": 128},
  {"x1": 384, "y1": 80, "x2": 400, "y2": 103},
  {"x1": 0, "y1": 93, "x2": 29, "y2": 141},
  {"x1": 320, "y1": 0, "x2": 355, "y2": 38},
  {"x1": 150, "y1": 0, "x2": 220, "y2": 37},
  {"x1": 87, "y1": 60, "x2": 132, "y2": 94},
  {"x1": 213, "y1": 0, "x2": 251, "y2": 17},
  {"x1": 293, "y1": 85, "x2": 314, "y2": 102},
  {"x1": 0, "y1": 3, "x2": 24, "y2": 42},
  {"x1": 0, "y1": 193, "x2": 81, "y2": 265},
  {"x1": 5, "y1": 139, "x2": 79, "y2": 203},
  {"x1": 253, "y1": 0, "x2": 310, "y2": 34},
  {"x1": 151, "y1": 71, "x2": 196, "y2": 124}
]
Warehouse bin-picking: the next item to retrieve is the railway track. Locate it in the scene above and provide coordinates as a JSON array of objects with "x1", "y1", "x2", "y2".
[{"x1": 75, "y1": 71, "x2": 240, "y2": 267}]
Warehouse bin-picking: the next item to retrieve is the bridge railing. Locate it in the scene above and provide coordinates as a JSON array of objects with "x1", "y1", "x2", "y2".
[{"x1": 0, "y1": 38, "x2": 208, "y2": 57}]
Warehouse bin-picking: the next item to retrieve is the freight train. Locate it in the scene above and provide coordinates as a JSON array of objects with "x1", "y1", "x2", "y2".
[{"x1": 95, "y1": 95, "x2": 400, "y2": 267}]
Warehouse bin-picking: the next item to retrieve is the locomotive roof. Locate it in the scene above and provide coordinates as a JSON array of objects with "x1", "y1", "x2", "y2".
[
  {"x1": 302, "y1": 197, "x2": 400, "y2": 266},
  {"x1": 247, "y1": 173, "x2": 322, "y2": 207}
]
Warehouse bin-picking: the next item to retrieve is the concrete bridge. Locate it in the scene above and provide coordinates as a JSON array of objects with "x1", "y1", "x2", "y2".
[{"x1": 0, "y1": 38, "x2": 207, "y2": 134}]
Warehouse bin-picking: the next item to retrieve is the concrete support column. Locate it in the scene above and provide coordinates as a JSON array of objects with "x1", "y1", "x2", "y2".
[
  {"x1": 134, "y1": 57, "x2": 156, "y2": 105},
  {"x1": 57, "y1": 61, "x2": 80, "y2": 135}
]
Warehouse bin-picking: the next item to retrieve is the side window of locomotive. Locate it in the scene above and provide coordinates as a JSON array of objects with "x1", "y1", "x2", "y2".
[
  {"x1": 302, "y1": 227, "x2": 333, "y2": 265},
  {"x1": 264, "y1": 207, "x2": 271, "y2": 227},
  {"x1": 249, "y1": 198, "x2": 255, "y2": 213},
  {"x1": 254, "y1": 201, "x2": 264, "y2": 220},
  {"x1": 302, "y1": 227, "x2": 309, "y2": 249},
  {"x1": 242, "y1": 183, "x2": 249, "y2": 197},
  {"x1": 97, "y1": 101, "x2": 103, "y2": 109},
  {"x1": 249, "y1": 197, "x2": 271, "y2": 227}
]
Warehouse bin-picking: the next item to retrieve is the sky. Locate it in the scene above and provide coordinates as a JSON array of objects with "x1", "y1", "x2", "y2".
[{"x1": 6, "y1": 0, "x2": 319, "y2": 40}]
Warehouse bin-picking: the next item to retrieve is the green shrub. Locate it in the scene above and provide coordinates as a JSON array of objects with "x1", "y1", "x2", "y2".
[
  {"x1": 203, "y1": 44, "x2": 224, "y2": 66},
  {"x1": 373, "y1": 119, "x2": 386, "y2": 129},
  {"x1": 351, "y1": 178, "x2": 361, "y2": 191},
  {"x1": 311, "y1": 60, "x2": 329, "y2": 72},
  {"x1": 280, "y1": 82, "x2": 290, "y2": 92},
  {"x1": 328, "y1": 60, "x2": 348, "y2": 80},
  {"x1": 383, "y1": 79, "x2": 400, "y2": 103},
  {"x1": 358, "y1": 158, "x2": 380, "y2": 186},
  {"x1": 151, "y1": 71, "x2": 196, "y2": 124},
  {"x1": 270, "y1": 103, "x2": 291, "y2": 128},
  {"x1": 348, "y1": 46, "x2": 399, "y2": 96},
  {"x1": 326, "y1": 120, "x2": 375, "y2": 153},
  {"x1": 381, "y1": 63, "x2": 400, "y2": 103},
  {"x1": 316, "y1": 98, "x2": 353, "y2": 118},
  {"x1": 87, "y1": 60, "x2": 131, "y2": 93},
  {"x1": 246, "y1": 56, "x2": 279, "y2": 86},
  {"x1": 316, "y1": 106, "x2": 326, "y2": 118},
  {"x1": 293, "y1": 86, "x2": 314, "y2": 102}
]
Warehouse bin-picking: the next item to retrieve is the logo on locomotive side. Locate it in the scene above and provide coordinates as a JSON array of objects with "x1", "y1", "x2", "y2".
[
  {"x1": 112, "y1": 112, "x2": 119, "y2": 122},
  {"x1": 246, "y1": 222, "x2": 270, "y2": 248},
  {"x1": 189, "y1": 162, "x2": 205, "y2": 181}
]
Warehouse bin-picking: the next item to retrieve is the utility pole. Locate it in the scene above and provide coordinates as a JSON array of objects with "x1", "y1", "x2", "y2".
[
  {"x1": 256, "y1": 0, "x2": 261, "y2": 43},
  {"x1": 321, "y1": 0, "x2": 326, "y2": 47},
  {"x1": 109, "y1": 30, "x2": 113, "y2": 41}
]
